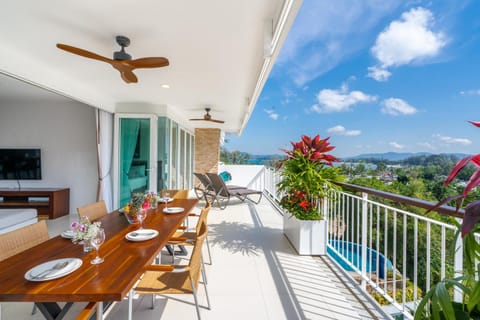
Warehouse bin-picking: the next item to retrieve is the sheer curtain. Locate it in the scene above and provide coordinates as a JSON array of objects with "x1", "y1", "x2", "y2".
[
  {"x1": 120, "y1": 119, "x2": 140, "y2": 205},
  {"x1": 96, "y1": 109, "x2": 114, "y2": 211}
]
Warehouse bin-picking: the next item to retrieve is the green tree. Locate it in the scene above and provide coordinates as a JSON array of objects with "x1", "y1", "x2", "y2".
[{"x1": 220, "y1": 147, "x2": 250, "y2": 164}]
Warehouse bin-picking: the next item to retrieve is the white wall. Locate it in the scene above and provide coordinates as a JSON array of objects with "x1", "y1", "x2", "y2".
[
  {"x1": 218, "y1": 164, "x2": 264, "y2": 187},
  {"x1": 0, "y1": 100, "x2": 98, "y2": 215}
]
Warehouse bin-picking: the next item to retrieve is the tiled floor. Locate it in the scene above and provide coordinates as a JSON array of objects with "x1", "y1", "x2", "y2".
[{"x1": 2, "y1": 198, "x2": 390, "y2": 320}]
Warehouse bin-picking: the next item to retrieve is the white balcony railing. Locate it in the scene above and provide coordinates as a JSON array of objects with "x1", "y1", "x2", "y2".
[{"x1": 250, "y1": 167, "x2": 463, "y2": 319}]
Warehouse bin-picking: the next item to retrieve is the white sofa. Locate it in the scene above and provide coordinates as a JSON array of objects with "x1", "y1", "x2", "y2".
[{"x1": 0, "y1": 208, "x2": 38, "y2": 234}]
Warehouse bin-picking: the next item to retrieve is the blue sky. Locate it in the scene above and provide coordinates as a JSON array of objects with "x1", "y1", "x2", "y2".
[{"x1": 226, "y1": 0, "x2": 480, "y2": 158}]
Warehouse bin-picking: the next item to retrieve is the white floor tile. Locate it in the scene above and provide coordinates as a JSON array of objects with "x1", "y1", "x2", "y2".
[{"x1": 3, "y1": 199, "x2": 386, "y2": 320}]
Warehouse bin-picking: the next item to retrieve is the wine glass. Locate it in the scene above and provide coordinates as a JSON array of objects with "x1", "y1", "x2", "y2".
[
  {"x1": 162, "y1": 191, "x2": 170, "y2": 209},
  {"x1": 136, "y1": 209, "x2": 147, "y2": 229},
  {"x1": 90, "y1": 228, "x2": 105, "y2": 265}
]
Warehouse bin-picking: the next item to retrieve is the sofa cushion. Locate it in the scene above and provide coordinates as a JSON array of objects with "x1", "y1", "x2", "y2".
[
  {"x1": 128, "y1": 165, "x2": 146, "y2": 178},
  {"x1": 0, "y1": 209, "x2": 38, "y2": 234}
]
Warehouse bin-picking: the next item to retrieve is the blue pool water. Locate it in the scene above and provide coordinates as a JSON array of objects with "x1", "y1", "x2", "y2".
[{"x1": 327, "y1": 240, "x2": 393, "y2": 278}]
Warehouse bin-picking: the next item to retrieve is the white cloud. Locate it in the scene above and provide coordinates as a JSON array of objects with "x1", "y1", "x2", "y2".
[
  {"x1": 389, "y1": 142, "x2": 405, "y2": 149},
  {"x1": 264, "y1": 109, "x2": 279, "y2": 120},
  {"x1": 460, "y1": 89, "x2": 480, "y2": 96},
  {"x1": 281, "y1": 88, "x2": 296, "y2": 105},
  {"x1": 381, "y1": 98, "x2": 417, "y2": 115},
  {"x1": 275, "y1": 1, "x2": 400, "y2": 86},
  {"x1": 435, "y1": 134, "x2": 472, "y2": 146},
  {"x1": 327, "y1": 125, "x2": 361, "y2": 136},
  {"x1": 367, "y1": 66, "x2": 392, "y2": 81},
  {"x1": 417, "y1": 142, "x2": 436, "y2": 150},
  {"x1": 368, "y1": 7, "x2": 446, "y2": 81},
  {"x1": 311, "y1": 84, "x2": 377, "y2": 113}
]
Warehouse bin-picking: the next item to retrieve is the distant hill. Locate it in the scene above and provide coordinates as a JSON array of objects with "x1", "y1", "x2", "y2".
[{"x1": 345, "y1": 152, "x2": 470, "y2": 162}]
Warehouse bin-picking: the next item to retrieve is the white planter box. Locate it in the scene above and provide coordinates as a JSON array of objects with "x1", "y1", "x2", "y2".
[{"x1": 283, "y1": 213, "x2": 327, "y2": 255}]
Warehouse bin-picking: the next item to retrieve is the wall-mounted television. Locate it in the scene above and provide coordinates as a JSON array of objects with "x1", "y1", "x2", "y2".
[{"x1": 0, "y1": 148, "x2": 42, "y2": 180}]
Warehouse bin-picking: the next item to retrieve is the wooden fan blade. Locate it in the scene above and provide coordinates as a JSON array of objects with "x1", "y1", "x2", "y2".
[
  {"x1": 189, "y1": 118, "x2": 224, "y2": 123},
  {"x1": 127, "y1": 57, "x2": 169, "y2": 69},
  {"x1": 56, "y1": 43, "x2": 113, "y2": 64},
  {"x1": 120, "y1": 70, "x2": 138, "y2": 84}
]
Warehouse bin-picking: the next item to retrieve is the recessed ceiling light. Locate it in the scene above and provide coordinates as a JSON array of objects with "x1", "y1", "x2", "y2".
[{"x1": 161, "y1": 84, "x2": 170, "y2": 89}]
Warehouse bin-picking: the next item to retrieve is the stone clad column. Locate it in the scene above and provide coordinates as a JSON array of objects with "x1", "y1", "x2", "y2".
[{"x1": 194, "y1": 128, "x2": 221, "y2": 175}]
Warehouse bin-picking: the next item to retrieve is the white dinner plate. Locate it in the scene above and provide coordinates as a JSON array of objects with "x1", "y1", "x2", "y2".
[
  {"x1": 25, "y1": 258, "x2": 82, "y2": 282},
  {"x1": 163, "y1": 207, "x2": 184, "y2": 214},
  {"x1": 125, "y1": 229, "x2": 159, "y2": 242},
  {"x1": 118, "y1": 207, "x2": 125, "y2": 213},
  {"x1": 60, "y1": 230, "x2": 74, "y2": 239},
  {"x1": 158, "y1": 197, "x2": 174, "y2": 203}
]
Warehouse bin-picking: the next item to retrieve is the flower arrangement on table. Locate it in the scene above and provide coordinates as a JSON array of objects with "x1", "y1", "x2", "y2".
[
  {"x1": 123, "y1": 192, "x2": 159, "y2": 223},
  {"x1": 124, "y1": 192, "x2": 149, "y2": 213},
  {"x1": 277, "y1": 134, "x2": 344, "y2": 220},
  {"x1": 70, "y1": 216, "x2": 102, "y2": 243}
]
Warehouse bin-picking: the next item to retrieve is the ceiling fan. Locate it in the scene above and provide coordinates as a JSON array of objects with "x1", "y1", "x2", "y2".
[
  {"x1": 56, "y1": 36, "x2": 169, "y2": 84},
  {"x1": 190, "y1": 108, "x2": 225, "y2": 124}
]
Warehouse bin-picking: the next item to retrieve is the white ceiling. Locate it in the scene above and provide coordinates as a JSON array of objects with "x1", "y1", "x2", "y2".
[{"x1": 0, "y1": 0, "x2": 302, "y2": 134}]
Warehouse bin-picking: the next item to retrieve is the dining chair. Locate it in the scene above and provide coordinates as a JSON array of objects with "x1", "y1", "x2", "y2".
[
  {"x1": 77, "y1": 200, "x2": 108, "y2": 221},
  {"x1": 161, "y1": 189, "x2": 189, "y2": 199},
  {"x1": 161, "y1": 189, "x2": 191, "y2": 231},
  {"x1": 0, "y1": 220, "x2": 50, "y2": 317},
  {"x1": 0, "y1": 220, "x2": 49, "y2": 261},
  {"x1": 169, "y1": 201, "x2": 213, "y2": 266},
  {"x1": 75, "y1": 302, "x2": 97, "y2": 320},
  {"x1": 134, "y1": 220, "x2": 211, "y2": 320}
]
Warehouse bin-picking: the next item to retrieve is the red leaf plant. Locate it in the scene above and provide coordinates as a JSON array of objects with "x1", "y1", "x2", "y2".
[
  {"x1": 277, "y1": 134, "x2": 343, "y2": 220},
  {"x1": 281, "y1": 134, "x2": 340, "y2": 166},
  {"x1": 432, "y1": 121, "x2": 480, "y2": 237}
]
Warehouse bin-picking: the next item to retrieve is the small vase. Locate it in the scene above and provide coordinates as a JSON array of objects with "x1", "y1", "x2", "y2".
[
  {"x1": 83, "y1": 238, "x2": 93, "y2": 252},
  {"x1": 150, "y1": 198, "x2": 158, "y2": 209}
]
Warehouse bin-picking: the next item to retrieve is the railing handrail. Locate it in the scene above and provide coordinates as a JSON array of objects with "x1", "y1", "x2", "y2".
[
  {"x1": 334, "y1": 181, "x2": 464, "y2": 218},
  {"x1": 246, "y1": 166, "x2": 266, "y2": 189},
  {"x1": 258, "y1": 166, "x2": 464, "y2": 319}
]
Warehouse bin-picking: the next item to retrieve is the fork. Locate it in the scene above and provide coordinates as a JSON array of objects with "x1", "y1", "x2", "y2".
[
  {"x1": 130, "y1": 231, "x2": 155, "y2": 237},
  {"x1": 33, "y1": 261, "x2": 69, "y2": 279}
]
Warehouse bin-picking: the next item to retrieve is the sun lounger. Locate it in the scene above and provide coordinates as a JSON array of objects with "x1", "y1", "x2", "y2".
[
  {"x1": 205, "y1": 172, "x2": 263, "y2": 209},
  {"x1": 194, "y1": 172, "x2": 246, "y2": 201}
]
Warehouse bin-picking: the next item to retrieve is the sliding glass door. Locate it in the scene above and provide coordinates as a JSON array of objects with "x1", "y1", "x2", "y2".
[
  {"x1": 114, "y1": 115, "x2": 157, "y2": 207},
  {"x1": 113, "y1": 114, "x2": 195, "y2": 208}
]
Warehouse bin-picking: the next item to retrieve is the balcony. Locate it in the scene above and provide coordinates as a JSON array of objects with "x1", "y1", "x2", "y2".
[{"x1": 2, "y1": 165, "x2": 464, "y2": 319}]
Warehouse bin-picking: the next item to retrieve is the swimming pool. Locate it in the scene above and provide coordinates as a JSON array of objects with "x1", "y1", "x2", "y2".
[{"x1": 327, "y1": 240, "x2": 393, "y2": 278}]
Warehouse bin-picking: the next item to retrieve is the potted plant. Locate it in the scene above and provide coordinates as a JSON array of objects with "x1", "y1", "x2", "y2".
[
  {"x1": 277, "y1": 134, "x2": 344, "y2": 255},
  {"x1": 415, "y1": 121, "x2": 480, "y2": 319}
]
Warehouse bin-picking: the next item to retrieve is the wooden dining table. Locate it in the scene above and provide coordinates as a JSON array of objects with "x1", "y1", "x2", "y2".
[{"x1": 0, "y1": 198, "x2": 198, "y2": 320}]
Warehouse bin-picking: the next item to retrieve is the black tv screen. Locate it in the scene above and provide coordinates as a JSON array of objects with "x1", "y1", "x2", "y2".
[{"x1": 0, "y1": 148, "x2": 42, "y2": 180}]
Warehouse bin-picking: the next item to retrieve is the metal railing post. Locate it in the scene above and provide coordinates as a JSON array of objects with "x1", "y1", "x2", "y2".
[
  {"x1": 361, "y1": 192, "x2": 368, "y2": 290},
  {"x1": 454, "y1": 218, "x2": 463, "y2": 302}
]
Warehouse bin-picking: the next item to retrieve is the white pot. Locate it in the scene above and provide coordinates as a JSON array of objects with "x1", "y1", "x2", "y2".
[{"x1": 283, "y1": 213, "x2": 327, "y2": 255}]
